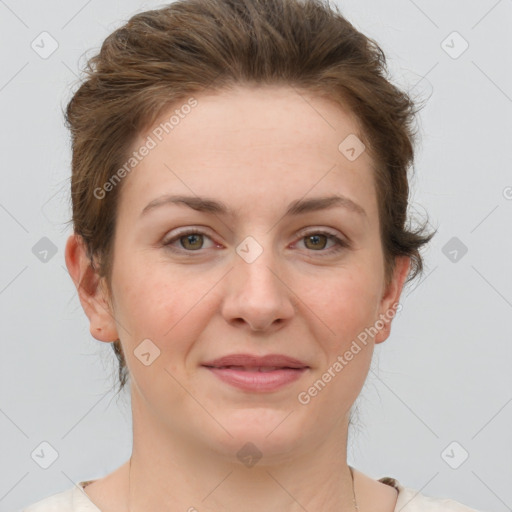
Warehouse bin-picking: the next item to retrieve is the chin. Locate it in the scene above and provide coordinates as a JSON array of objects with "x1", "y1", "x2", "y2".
[{"x1": 199, "y1": 408, "x2": 310, "y2": 464}]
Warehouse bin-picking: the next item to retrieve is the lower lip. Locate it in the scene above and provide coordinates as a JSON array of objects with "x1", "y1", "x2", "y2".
[{"x1": 203, "y1": 367, "x2": 308, "y2": 392}]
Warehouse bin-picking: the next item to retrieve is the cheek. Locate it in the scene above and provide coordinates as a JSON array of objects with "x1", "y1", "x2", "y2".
[
  {"x1": 110, "y1": 252, "x2": 181, "y2": 339},
  {"x1": 308, "y1": 265, "x2": 383, "y2": 342},
  {"x1": 299, "y1": 270, "x2": 381, "y2": 410},
  {"x1": 111, "y1": 254, "x2": 216, "y2": 360}
]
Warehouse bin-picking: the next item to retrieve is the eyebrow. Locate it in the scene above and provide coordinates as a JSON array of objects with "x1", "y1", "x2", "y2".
[{"x1": 140, "y1": 194, "x2": 367, "y2": 218}]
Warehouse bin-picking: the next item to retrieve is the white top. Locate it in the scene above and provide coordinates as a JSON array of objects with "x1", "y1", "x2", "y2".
[{"x1": 21, "y1": 476, "x2": 481, "y2": 511}]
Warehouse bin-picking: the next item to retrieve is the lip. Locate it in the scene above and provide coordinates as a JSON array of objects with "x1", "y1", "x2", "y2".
[
  {"x1": 202, "y1": 353, "x2": 309, "y2": 369},
  {"x1": 205, "y1": 367, "x2": 308, "y2": 392},
  {"x1": 201, "y1": 353, "x2": 310, "y2": 393}
]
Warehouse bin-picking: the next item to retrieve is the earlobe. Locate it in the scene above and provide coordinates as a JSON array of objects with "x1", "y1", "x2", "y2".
[
  {"x1": 64, "y1": 234, "x2": 119, "y2": 343},
  {"x1": 374, "y1": 256, "x2": 410, "y2": 344}
]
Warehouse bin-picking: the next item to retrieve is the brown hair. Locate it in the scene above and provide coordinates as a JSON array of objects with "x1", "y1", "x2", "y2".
[{"x1": 65, "y1": 0, "x2": 434, "y2": 394}]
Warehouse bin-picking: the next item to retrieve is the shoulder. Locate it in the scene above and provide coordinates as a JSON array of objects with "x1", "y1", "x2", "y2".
[
  {"x1": 379, "y1": 476, "x2": 482, "y2": 512},
  {"x1": 21, "y1": 482, "x2": 100, "y2": 512}
]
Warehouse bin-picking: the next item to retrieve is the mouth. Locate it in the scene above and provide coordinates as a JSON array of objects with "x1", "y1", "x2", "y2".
[{"x1": 201, "y1": 353, "x2": 310, "y2": 392}]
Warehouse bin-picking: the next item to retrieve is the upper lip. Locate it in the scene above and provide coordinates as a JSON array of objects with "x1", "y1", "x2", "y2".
[{"x1": 202, "y1": 353, "x2": 309, "y2": 369}]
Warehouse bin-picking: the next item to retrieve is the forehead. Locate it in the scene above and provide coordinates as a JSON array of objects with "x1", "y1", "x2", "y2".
[
  {"x1": 119, "y1": 85, "x2": 377, "y2": 220},
  {"x1": 153, "y1": 84, "x2": 364, "y2": 153}
]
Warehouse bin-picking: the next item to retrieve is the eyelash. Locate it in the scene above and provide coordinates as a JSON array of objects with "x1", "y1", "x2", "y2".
[{"x1": 162, "y1": 228, "x2": 349, "y2": 257}]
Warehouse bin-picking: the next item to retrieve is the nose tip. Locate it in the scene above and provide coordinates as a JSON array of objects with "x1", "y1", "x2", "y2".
[{"x1": 221, "y1": 252, "x2": 295, "y2": 332}]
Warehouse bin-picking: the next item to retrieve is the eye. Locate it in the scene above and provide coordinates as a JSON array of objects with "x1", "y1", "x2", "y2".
[
  {"x1": 162, "y1": 228, "x2": 217, "y2": 253},
  {"x1": 295, "y1": 230, "x2": 349, "y2": 255}
]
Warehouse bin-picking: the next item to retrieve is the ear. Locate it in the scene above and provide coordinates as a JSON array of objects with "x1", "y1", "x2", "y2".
[
  {"x1": 64, "y1": 234, "x2": 119, "y2": 343},
  {"x1": 374, "y1": 256, "x2": 410, "y2": 344}
]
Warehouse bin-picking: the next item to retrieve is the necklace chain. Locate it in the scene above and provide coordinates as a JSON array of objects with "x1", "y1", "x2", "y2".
[
  {"x1": 128, "y1": 457, "x2": 358, "y2": 511},
  {"x1": 350, "y1": 465, "x2": 360, "y2": 511}
]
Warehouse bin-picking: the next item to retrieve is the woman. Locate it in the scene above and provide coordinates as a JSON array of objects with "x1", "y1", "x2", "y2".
[{"x1": 23, "y1": 0, "x2": 479, "y2": 510}]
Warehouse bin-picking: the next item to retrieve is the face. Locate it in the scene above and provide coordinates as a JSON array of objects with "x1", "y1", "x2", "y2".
[{"x1": 87, "y1": 85, "x2": 408, "y2": 460}]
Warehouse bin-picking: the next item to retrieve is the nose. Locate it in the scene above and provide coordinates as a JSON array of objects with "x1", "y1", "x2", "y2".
[{"x1": 220, "y1": 246, "x2": 295, "y2": 333}]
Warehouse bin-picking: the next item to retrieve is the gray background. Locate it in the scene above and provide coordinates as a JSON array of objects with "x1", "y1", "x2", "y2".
[{"x1": 1, "y1": 0, "x2": 511, "y2": 511}]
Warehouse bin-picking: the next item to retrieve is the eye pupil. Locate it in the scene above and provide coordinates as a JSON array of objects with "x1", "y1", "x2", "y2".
[
  {"x1": 182, "y1": 233, "x2": 203, "y2": 250},
  {"x1": 305, "y1": 234, "x2": 327, "y2": 250}
]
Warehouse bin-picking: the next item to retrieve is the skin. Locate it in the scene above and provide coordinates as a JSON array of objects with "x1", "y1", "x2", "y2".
[{"x1": 65, "y1": 84, "x2": 409, "y2": 512}]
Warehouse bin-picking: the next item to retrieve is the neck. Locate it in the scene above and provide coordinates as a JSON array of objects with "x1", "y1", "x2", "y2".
[{"x1": 125, "y1": 391, "x2": 357, "y2": 512}]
